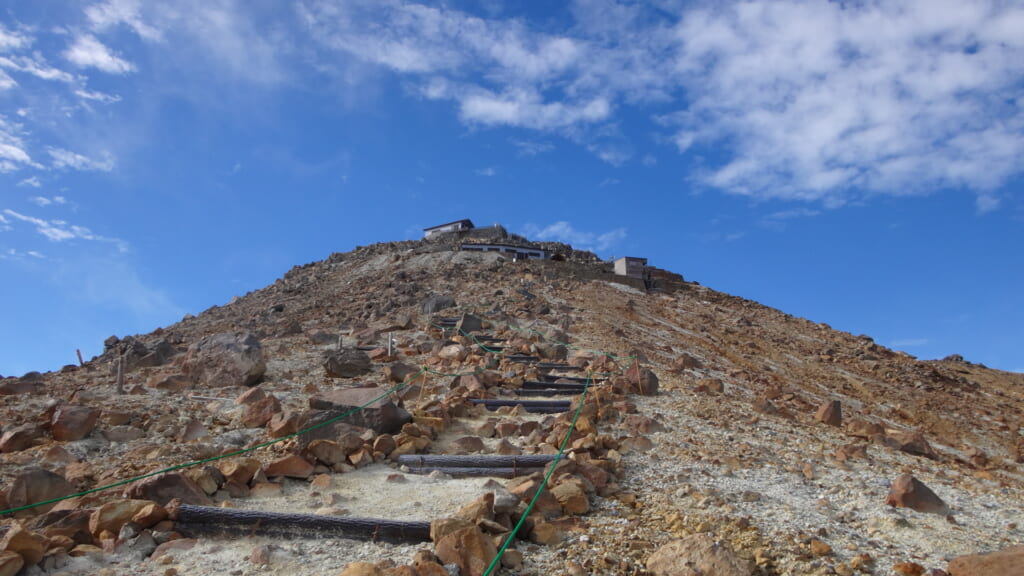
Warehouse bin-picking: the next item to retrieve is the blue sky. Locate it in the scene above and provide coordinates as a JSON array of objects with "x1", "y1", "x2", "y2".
[{"x1": 1, "y1": 0, "x2": 1022, "y2": 376}]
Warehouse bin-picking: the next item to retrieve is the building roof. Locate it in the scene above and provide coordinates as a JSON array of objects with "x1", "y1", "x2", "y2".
[
  {"x1": 423, "y1": 219, "x2": 475, "y2": 232},
  {"x1": 615, "y1": 256, "x2": 648, "y2": 263}
]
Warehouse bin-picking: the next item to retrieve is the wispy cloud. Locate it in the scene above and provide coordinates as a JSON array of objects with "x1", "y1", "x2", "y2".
[
  {"x1": 522, "y1": 220, "x2": 627, "y2": 253},
  {"x1": 64, "y1": 34, "x2": 135, "y2": 74},
  {"x1": 18, "y1": 176, "x2": 41, "y2": 188},
  {"x1": 74, "y1": 88, "x2": 122, "y2": 103},
  {"x1": 2, "y1": 209, "x2": 125, "y2": 250},
  {"x1": 48, "y1": 148, "x2": 115, "y2": 171},
  {"x1": 475, "y1": 166, "x2": 496, "y2": 176},
  {"x1": 509, "y1": 138, "x2": 554, "y2": 156},
  {"x1": 29, "y1": 196, "x2": 67, "y2": 207},
  {"x1": 86, "y1": 0, "x2": 164, "y2": 41}
]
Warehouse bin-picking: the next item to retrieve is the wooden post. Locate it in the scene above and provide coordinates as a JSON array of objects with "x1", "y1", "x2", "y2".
[
  {"x1": 116, "y1": 355, "x2": 125, "y2": 395},
  {"x1": 634, "y1": 357, "x2": 644, "y2": 396},
  {"x1": 387, "y1": 332, "x2": 393, "y2": 357},
  {"x1": 75, "y1": 349, "x2": 84, "y2": 367}
]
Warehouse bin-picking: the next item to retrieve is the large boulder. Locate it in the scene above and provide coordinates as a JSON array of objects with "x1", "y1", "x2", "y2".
[
  {"x1": 0, "y1": 424, "x2": 45, "y2": 453},
  {"x1": 307, "y1": 387, "x2": 412, "y2": 435},
  {"x1": 123, "y1": 472, "x2": 213, "y2": 506},
  {"x1": 50, "y1": 405, "x2": 100, "y2": 442},
  {"x1": 885, "y1": 474, "x2": 950, "y2": 515},
  {"x1": 6, "y1": 469, "x2": 76, "y2": 515},
  {"x1": 624, "y1": 365, "x2": 659, "y2": 396},
  {"x1": 947, "y1": 545, "x2": 1024, "y2": 576},
  {"x1": 182, "y1": 332, "x2": 266, "y2": 387},
  {"x1": 323, "y1": 349, "x2": 372, "y2": 378},
  {"x1": 422, "y1": 295, "x2": 456, "y2": 315},
  {"x1": 646, "y1": 534, "x2": 754, "y2": 576}
]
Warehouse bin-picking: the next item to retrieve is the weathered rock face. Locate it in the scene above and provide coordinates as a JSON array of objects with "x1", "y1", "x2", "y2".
[
  {"x1": 0, "y1": 525, "x2": 49, "y2": 565},
  {"x1": 6, "y1": 468, "x2": 76, "y2": 515},
  {"x1": 182, "y1": 332, "x2": 266, "y2": 387},
  {"x1": 50, "y1": 405, "x2": 100, "y2": 441},
  {"x1": 422, "y1": 294, "x2": 456, "y2": 314},
  {"x1": 323, "y1": 348, "x2": 372, "y2": 378},
  {"x1": 947, "y1": 545, "x2": 1024, "y2": 576},
  {"x1": 0, "y1": 550, "x2": 24, "y2": 576},
  {"x1": 308, "y1": 387, "x2": 412, "y2": 434},
  {"x1": 646, "y1": 534, "x2": 754, "y2": 576},
  {"x1": 433, "y1": 522, "x2": 497, "y2": 576},
  {"x1": 124, "y1": 472, "x2": 213, "y2": 506},
  {"x1": 624, "y1": 365, "x2": 659, "y2": 396},
  {"x1": 885, "y1": 474, "x2": 950, "y2": 515}
]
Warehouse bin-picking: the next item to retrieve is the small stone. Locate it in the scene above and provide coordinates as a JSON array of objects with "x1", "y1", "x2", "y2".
[
  {"x1": 893, "y1": 561, "x2": 926, "y2": 576},
  {"x1": 886, "y1": 474, "x2": 950, "y2": 515},
  {"x1": 809, "y1": 538, "x2": 832, "y2": 557},
  {"x1": 250, "y1": 544, "x2": 272, "y2": 565},
  {"x1": 815, "y1": 400, "x2": 842, "y2": 426}
]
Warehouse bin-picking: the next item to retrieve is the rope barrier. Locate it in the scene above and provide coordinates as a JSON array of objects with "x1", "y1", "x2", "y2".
[{"x1": 2, "y1": 309, "x2": 640, "y2": 576}]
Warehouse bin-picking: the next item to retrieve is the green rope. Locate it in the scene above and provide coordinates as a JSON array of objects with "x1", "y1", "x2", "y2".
[{"x1": 482, "y1": 371, "x2": 594, "y2": 576}]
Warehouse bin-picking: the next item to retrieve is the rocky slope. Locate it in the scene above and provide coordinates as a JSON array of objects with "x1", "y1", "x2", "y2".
[{"x1": 1, "y1": 237, "x2": 1022, "y2": 576}]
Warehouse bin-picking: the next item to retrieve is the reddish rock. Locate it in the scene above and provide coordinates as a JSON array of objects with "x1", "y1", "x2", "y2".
[
  {"x1": 124, "y1": 472, "x2": 213, "y2": 506},
  {"x1": 646, "y1": 534, "x2": 754, "y2": 576},
  {"x1": 0, "y1": 525, "x2": 50, "y2": 565},
  {"x1": 235, "y1": 387, "x2": 266, "y2": 405},
  {"x1": 434, "y1": 523, "x2": 497, "y2": 576},
  {"x1": 0, "y1": 424, "x2": 44, "y2": 453},
  {"x1": 182, "y1": 332, "x2": 266, "y2": 387},
  {"x1": 339, "y1": 562, "x2": 383, "y2": 575},
  {"x1": 673, "y1": 353, "x2": 704, "y2": 371},
  {"x1": 51, "y1": 405, "x2": 100, "y2": 442},
  {"x1": 0, "y1": 378, "x2": 38, "y2": 395},
  {"x1": 528, "y1": 520, "x2": 564, "y2": 545},
  {"x1": 241, "y1": 395, "x2": 281, "y2": 428},
  {"x1": 220, "y1": 458, "x2": 262, "y2": 485},
  {"x1": 264, "y1": 455, "x2": 314, "y2": 479},
  {"x1": 886, "y1": 430, "x2": 939, "y2": 459},
  {"x1": 323, "y1": 348, "x2": 372, "y2": 378},
  {"x1": 6, "y1": 469, "x2": 76, "y2": 515},
  {"x1": 89, "y1": 500, "x2": 154, "y2": 537},
  {"x1": 451, "y1": 436, "x2": 486, "y2": 453},
  {"x1": 384, "y1": 363, "x2": 420, "y2": 384},
  {"x1": 624, "y1": 414, "x2": 665, "y2": 434},
  {"x1": 551, "y1": 481, "x2": 589, "y2": 514},
  {"x1": 0, "y1": 551, "x2": 24, "y2": 576},
  {"x1": 150, "y1": 538, "x2": 196, "y2": 559},
  {"x1": 846, "y1": 418, "x2": 885, "y2": 439},
  {"x1": 267, "y1": 410, "x2": 301, "y2": 438},
  {"x1": 835, "y1": 443, "x2": 869, "y2": 462},
  {"x1": 816, "y1": 400, "x2": 842, "y2": 427},
  {"x1": 308, "y1": 388, "x2": 412, "y2": 434},
  {"x1": 145, "y1": 374, "x2": 193, "y2": 391},
  {"x1": 893, "y1": 562, "x2": 926, "y2": 576},
  {"x1": 886, "y1": 474, "x2": 950, "y2": 515},
  {"x1": 947, "y1": 545, "x2": 1024, "y2": 576},
  {"x1": 624, "y1": 365, "x2": 659, "y2": 396}
]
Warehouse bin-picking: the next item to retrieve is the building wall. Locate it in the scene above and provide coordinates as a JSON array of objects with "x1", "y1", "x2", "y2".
[{"x1": 614, "y1": 257, "x2": 647, "y2": 278}]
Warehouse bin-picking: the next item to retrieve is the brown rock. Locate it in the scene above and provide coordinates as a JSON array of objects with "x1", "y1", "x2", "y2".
[
  {"x1": 51, "y1": 405, "x2": 100, "y2": 441},
  {"x1": 886, "y1": 430, "x2": 939, "y2": 459},
  {"x1": 435, "y1": 524, "x2": 497, "y2": 576},
  {"x1": 124, "y1": 472, "x2": 213, "y2": 506},
  {"x1": 177, "y1": 420, "x2": 209, "y2": 443},
  {"x1": 624, "y1": 365, "x2": 659, "y2": 396},
  {"x1": 846, "y1": 418, "x2": 885, "y2": 439},
  {"x1": 32, "y1": 509, "x2": 93, "y2": 544},
  {"x1": 506, "y1": 475, "x2": 561, "y2": 518},
  {"x1": 338, "y1": 562, "x2": 383, "y2": 576},
  {"x1": 89, "y1": 500, "x2": 154, "y2": 537},
  {"x1": 0, "y1": 524, "x2": 50, "y2": 565},
  {"x1": 0, "y1": 424, "x2": 44, "y2": 453},
  {"x1": 307, "y1": 439, "x2": 350, "y2": 466},
  {"x1": 235, "y1": 386, "x2": 265, "y2": 405},
  {"x1": 816, "y1": 400, "x2": 842, "y2": 427},
  {"x1": 886, "y1": 474, "x2": 950, "y2": 515},
  {"x1": 528, "y1": 520, "x2": 564, "y2": 545},
  {"x1": 451, "y1": 436, "x2": 486, "y2": 453},
  {"x1": 893, "y1": 562, "x2": 926, "y2": 576},
  {"x1": 145, "y1": 374, "x2": 193, "y2": 391},
  {"x1": 947, "y1": 546, "x2": 1024, "y2": 576},
  {"x1": 646, "y1": 534, "x2": 754, "y2": 576},
  {"x1": 151, "y1": 538, "x2": 196, "y2": 559},
  {"x1": 551, "y1": 482, "x2": 589, "y2": 514},
  {"x1": 182, "y1": 332, "x2": 266, "y2": 387},
  {"x1": 384, "y1": 363, "x2": 419, "y2": 384},
  {"x1": 438, "y1": 344, "x2": 469, "y2": 361},
  {"x1": 267, "y1": 410, "x2": 301, "y2": 438},
  {"x1": 673, "y1": 353, "x2": 704, "y2": 371},
  {"x1": 308, "y1": 388, "x2": 412, "y2": 434},
  {"x1": 241, "y1": 395, "x2": 281, "y2": 428},
  {"x1": 131, "y1": 502, "x2": 168, "y2": 528},
  {"x1": 809, "y1": 538, "x2": 833, "y2": 557},
  {"x1": 624, "y1": 414, "x2": 665, "y2": 434},
  {"x1": 220, "y1": 458, "x2": 262, "y2": 485},
  {"x1": 6, "y1": 469, "x2": 76, "y2": 515},
  {"x1": 430, "y1": 518, "x2": 475, "y2": 543},
  {"x1": 250, "y1": 544, "x2": 273, "y2": 566},
  {"x1": 455, "y1": 493, "x2": 494, "y2": 524},
  {"x1": 0, "y1": 551, "x2": 24, "y2": 576},
  {"x1": 373, "y1": 434, "x2": 396, "y2": 455},
  {"x1": 264, "y1": 455, "x2": 314, "y2": 479},
  {"x1": 323, "y1": 348, "x2": 372, "y2": 378}
]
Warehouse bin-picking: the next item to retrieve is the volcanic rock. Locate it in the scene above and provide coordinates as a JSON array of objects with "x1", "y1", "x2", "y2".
[
  {"x1": 323, "y1": 348, "x2": 372, "y2": 378},
  {"x1": 6, "y1": 468, "x2": 76, "y2": 515},
  {"x1": 50, "y1": 405, "x2": 100, "y2": 442},
  {"x1": 646, "y1": 533, "x2": 754, "y2": 576},
  {"x1": 124, "y1": 472, "x2": 213, "y2": 506},
  {"x1": 182, "y1": 332, "x2": 266, "y2": 387},
  {"x1": 816, "y1": 400, "x2": 843, "y2": 426},
  {"x1": 947, "y1": 545, "x2": 1024, "y2": 576},
  {"x1": 886, "y1": 474, "x2": 950, "y2": 515},
  {"x1": 308, "y1": 387, "x2": 411, "y2": 434}
]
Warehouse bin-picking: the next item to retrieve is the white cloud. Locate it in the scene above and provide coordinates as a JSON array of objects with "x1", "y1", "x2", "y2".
[
  {"x1": 49, "y1": 148, "x2": 116, "y2": 171},
  {"x1": 509, "y1": 138, "x2": 554, "y2": 156},
  {"x1": 18, "y1": 176, "x2": 41, "y2": 188},
  {"x1": 522, "y1": 220, "x2": 627, "y2": 253},
  {"x1": 29, "y1": 196, "x2": 52, "y2": 207},
  {"x1": 2, "y1": 209, "x2": 127, "y2": 251},
  {"x1": 475, "y1": 166, "x2": 496, "y2": 176},
  {"x1": 74, "y1": 88, "x2": 122, "y2": 103},
  {"x1": 0, "y1": 24, "x2": 30, "y2": 52},
  {"x1": 63, "y1": 34, "x2": 135, "y2": 74},
  {"x1": 0, "y1": 116, "x2": 39, "y2": 172},
  {"x1": 86, "y1": 0, "x2": 163, "y2": 41}
]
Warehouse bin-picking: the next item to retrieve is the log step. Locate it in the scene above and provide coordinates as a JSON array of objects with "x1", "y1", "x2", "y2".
[
  {"x1": 171, "y1": 504, "x2": 431, "y2": 544},
  {"x1": 468, "y1": 399, "x2": 570, "y2": 413},
  {"x1": 403, "y1": 466, "x2": 546, "y2": 478},
  {"x1": 510, "y1": 388, "x2": 581, "y2": 397},
  {"x1": 522, "y1": 381, "x2": 589, "y2": 390},
  {"x1": 396, "y1": 454, "x2": 560, "y2": 468}
]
